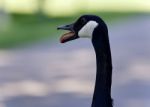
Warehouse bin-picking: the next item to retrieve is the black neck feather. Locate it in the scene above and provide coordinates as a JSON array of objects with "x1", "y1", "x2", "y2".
[{"x1": 91, "y1": 22, "x2": 113, "y2": 107}]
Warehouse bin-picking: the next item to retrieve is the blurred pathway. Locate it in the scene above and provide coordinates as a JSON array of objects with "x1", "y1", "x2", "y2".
[{"x1": 0, "y1": 15, "x2": 150, "y2": 107}]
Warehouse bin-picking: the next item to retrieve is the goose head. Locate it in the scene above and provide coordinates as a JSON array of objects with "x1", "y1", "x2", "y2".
[{"x1": 57, "y1": 15, "x2": 105, "y2": 43}]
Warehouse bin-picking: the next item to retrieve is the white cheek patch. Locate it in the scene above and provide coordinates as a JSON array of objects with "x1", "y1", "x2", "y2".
[{"x1": 78, "y1": 21, "x2": 98, "y2": 38}]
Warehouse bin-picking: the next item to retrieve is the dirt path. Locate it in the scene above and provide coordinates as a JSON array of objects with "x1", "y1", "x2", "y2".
[{"x1": 0, "y1": 15, "x2": 150, "y2": 107}]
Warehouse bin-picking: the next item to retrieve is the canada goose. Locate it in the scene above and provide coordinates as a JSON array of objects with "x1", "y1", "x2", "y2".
[{"x1": 57, "y1": 15, "x2": 113, "y2": 107}]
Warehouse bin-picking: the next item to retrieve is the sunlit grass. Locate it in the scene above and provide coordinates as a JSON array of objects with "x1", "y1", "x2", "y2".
[
  {"x1": 43, "y1": 0, "x2": 150, "y2": 17},
  {"x1": 1, "y1": 0, "x2": 150, "y2": 16},
  {"x1": 3, "y1": 0, "x2": 38, "y2": 14},
  {"x1": 43, "y1": 0, "x2": 78, "y2": 17}
]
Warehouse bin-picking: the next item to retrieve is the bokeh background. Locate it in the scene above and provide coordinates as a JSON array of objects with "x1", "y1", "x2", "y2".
[{"x1": 0, "y1": 0, "x2": 150, "y2": 107}]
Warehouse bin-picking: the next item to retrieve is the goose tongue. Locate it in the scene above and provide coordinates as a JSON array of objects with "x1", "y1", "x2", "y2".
[{"x1": 60, "y1": 32, "x2": 75, "y2": 43}]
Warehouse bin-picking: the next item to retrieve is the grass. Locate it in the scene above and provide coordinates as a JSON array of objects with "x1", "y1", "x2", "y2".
[{"x1": 0, "y1": 12, "x2": 144, "y2": 48}]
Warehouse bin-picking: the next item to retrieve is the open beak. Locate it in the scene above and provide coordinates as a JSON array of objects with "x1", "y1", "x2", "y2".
[{"x1": 57, "y1": 23, "x2": 78, "y2": 43}]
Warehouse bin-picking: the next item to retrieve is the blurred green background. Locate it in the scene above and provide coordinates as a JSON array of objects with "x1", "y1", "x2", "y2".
[
  {"x1": 0, "y1": 1, "x2": 150, "y2": 107},
  {"x1": 0, "y1": 0, "x2": 150, "y2": 48}
]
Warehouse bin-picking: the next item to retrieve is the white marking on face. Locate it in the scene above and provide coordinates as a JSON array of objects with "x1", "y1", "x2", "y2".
[{"x1": 78, "y1": 21, "x2": 98, "y2": 38}]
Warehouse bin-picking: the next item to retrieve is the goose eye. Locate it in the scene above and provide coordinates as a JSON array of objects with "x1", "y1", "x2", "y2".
[{"x1": 81, "y1": 18, "x2": 86, "y2": 24}]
